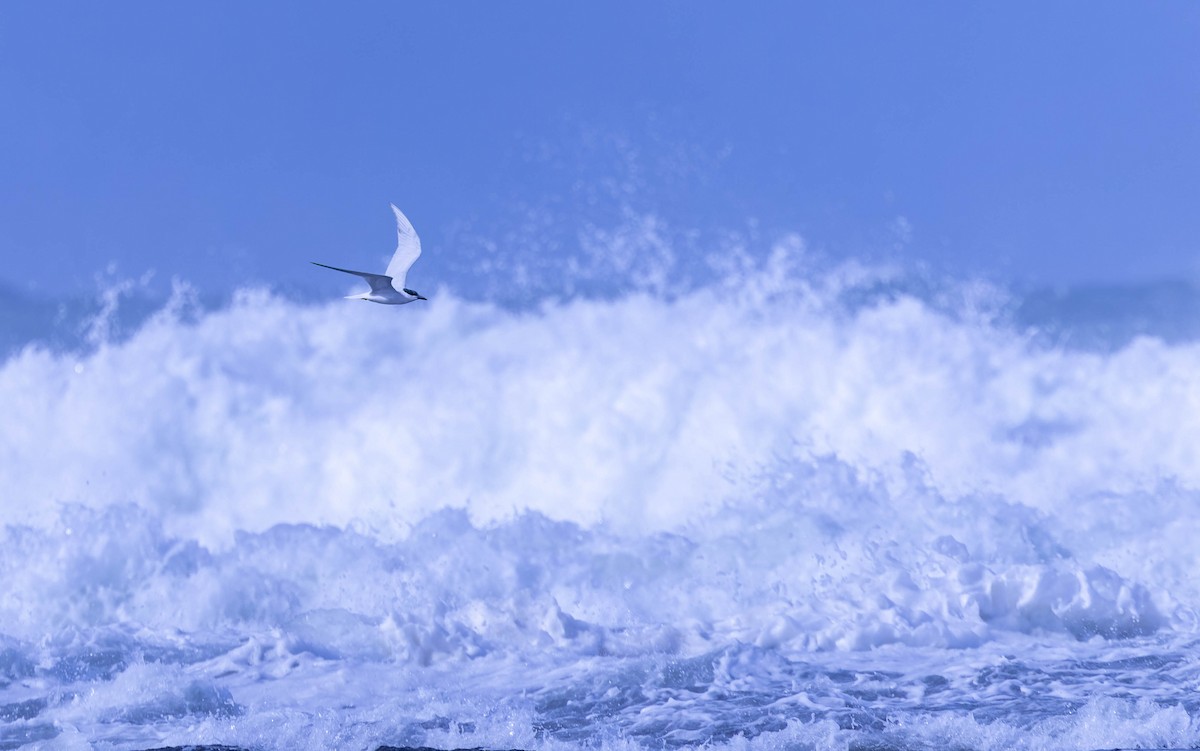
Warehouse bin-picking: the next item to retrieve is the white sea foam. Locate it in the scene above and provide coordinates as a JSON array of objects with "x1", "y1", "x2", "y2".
[{"x1": 2, "y1": 250, "x2": 1199, "y2": 749}]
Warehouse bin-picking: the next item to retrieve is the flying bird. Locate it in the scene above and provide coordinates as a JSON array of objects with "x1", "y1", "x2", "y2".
[{"x1": 312, "y1": 204, "x2": 428, "y2": 304}]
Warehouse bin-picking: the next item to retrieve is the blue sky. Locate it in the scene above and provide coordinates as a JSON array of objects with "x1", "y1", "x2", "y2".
[{"x1": 2, "y1": 2, "x2": 1198, "y2": 297}]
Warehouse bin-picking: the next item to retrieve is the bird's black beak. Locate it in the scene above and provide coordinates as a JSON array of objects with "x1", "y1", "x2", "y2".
[{"x1": 418, "y1": 295, "x2": 428, "y2": 301}]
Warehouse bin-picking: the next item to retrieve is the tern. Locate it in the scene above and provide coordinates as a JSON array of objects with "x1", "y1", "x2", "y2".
[{"x1": 312, "y1": 204, "x2": 428, "y2": 304}]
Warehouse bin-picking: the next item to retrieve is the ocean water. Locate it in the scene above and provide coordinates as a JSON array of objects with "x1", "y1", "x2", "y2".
[{"x1": 3, "y1": 245, "x2": 1200, "y2": 751}]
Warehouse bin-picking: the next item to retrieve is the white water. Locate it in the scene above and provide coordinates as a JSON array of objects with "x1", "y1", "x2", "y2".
[{"x1": 3, "y1": 249, "x2": 1200, "y2": 750}]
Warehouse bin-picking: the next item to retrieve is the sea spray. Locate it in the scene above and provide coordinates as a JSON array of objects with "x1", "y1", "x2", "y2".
[{"x1": 2, "y1": 258, "x2": 1199, "y2": 749}]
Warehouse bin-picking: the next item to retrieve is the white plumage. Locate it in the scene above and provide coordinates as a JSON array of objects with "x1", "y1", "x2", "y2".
[{"x1": 312, "y1": 204, "x2": 427, "y2": 305}]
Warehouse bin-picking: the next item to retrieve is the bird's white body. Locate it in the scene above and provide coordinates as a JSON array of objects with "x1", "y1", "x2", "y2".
[
  {"x1": 347, "y1": 287, "x2": 422, "y2": 305},
  {"x1": 312, "y1": 204, "x2": 427, "y2": 305}
]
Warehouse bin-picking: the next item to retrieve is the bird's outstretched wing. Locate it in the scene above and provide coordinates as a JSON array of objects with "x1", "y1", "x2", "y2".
[
  {"x1": 310, "y1": 262, "x2": 394, "y2": 293},
  {"x1": 385, "y1": 204, "x2": 422, "y2": 290}
]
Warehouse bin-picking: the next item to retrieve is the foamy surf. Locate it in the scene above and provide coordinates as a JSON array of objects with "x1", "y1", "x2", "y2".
[{"x1": 2, "y1": 254, "x2": 1199, "y2": 750}]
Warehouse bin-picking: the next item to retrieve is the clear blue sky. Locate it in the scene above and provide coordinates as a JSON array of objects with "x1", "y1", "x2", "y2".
[{"x1": 2, "y1": 2, "x2": 1198, "y2": 297}]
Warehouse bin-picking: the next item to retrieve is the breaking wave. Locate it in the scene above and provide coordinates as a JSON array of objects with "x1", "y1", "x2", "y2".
[{"x1": 2, "y1": 242, "x2": 1200, "y2": 749}]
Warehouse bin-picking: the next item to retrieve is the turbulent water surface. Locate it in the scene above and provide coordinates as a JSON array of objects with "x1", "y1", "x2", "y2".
[{"x1": 2, "y1": 249, "x2": 1200, "y2": 751}]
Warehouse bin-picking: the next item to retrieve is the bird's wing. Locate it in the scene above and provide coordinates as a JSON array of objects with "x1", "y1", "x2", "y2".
[
  {"x1": 384, "y1": 204, "x2": 422, "y2": 289},
  {"x1": 311, "y1": 262, "x2": 394, "y2": 293}
]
